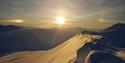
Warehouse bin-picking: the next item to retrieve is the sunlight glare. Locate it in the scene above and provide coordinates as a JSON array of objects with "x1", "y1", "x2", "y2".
[
  {"x1": 11, "y1": 19, "x2": 23, "y2": 23},
  {"x1": 56, "y1": 16, "x2": 65, "y2": 25}
]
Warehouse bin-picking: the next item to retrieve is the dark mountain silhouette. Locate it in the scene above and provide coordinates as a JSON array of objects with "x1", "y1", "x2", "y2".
[
  {"x1": 0, "y1": 26, "x2": 83, "y2": 56},
  {"x1": 75, "y1": 23, "x2": 125, "y2": 63},
  {"x1": 82, "y1": 30, "x2": 100, "y2": 35},
  {"x1": 0, "y1": 24, "x2": 23, "y2": 33},
  {"x1": 101, "y1": 23, "x2": 125, "y2": 48},
  {"x1": 103, "y1": 23, "x2": 125, "y2": 31}
]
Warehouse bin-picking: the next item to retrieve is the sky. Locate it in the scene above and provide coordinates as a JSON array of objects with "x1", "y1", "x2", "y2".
[{"x1": 0, "y1": 0, "x2": 125, "y2": 26}]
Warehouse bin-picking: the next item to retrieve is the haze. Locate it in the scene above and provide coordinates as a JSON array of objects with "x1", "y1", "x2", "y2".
[{"x1": 0, "y1": 0, "x2": 125, "y2": 29}]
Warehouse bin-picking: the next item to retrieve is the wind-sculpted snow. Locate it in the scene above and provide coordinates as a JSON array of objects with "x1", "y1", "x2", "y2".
[{"x1": 0, "y1": 33, "x2": 91, "y2": 63}]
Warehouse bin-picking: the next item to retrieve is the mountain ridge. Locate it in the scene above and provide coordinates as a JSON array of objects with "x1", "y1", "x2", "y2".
[{"x1": 101, "y1": 23, "x2": 125, "y2": 48}]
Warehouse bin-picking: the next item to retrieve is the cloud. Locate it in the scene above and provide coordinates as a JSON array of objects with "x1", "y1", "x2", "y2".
[{"x1": 0, "y1": 0, "x2": 125, "y2": 23}]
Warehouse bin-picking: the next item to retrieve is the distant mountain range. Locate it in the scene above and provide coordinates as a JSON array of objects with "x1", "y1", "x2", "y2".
[
  {"x1": 0, "y1": 25, "x2": 23, "y2": 33},
  {"x1": 101, "y1": 23, "x2": 125, "y2": 48}
]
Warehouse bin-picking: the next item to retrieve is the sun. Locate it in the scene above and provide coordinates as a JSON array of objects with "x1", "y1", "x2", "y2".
[{"x1": 56, "y1": 16, "x2": 65, "y2": 25}]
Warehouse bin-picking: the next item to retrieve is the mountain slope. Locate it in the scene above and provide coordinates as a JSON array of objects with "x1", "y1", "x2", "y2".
[
  {"x1": 0, "y1": 34, "x2": 91, "y2": 63},
  {"x1": 101, "y1": 23, "x2": 125, "y2": 48},
  {"x1": 0, "y1": 27, "x2": 83, "y2": 56},
  {"x1": 103, "y1": 23, "x2": 125, "y2": 31}
]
